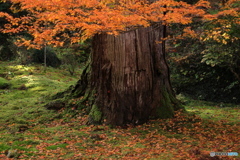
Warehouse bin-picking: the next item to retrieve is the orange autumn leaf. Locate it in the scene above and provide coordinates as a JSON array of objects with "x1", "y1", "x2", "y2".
[{"x1": 0, "y1": 0, "x2": 214, "y2": 48}]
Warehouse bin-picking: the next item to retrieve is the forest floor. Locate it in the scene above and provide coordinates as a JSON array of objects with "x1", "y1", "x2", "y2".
[{"x1": 0, "y1": 61, "x2": 239, "y2": 160}]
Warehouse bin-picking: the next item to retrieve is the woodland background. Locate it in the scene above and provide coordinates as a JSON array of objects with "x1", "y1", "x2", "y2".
[{"x1": 0, "y1": 0, "x2": 239, "y2": 159}]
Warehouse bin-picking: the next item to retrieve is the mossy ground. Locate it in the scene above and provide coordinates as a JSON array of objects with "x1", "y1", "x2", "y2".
[
  {"x1": 0, "y1": 61, "x2": 239, "y2": 159},
  {"x1": 0, "y1": 61, "x2": 80, "y2": 129}
]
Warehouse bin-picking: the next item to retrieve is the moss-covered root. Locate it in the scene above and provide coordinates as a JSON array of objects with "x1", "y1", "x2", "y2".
[
  {"x1": 88, "y1": 104, "x2": 103, "y2": 125},
  {"x1": 156, "y1": 88, "x2": 184, "y2": 119}
]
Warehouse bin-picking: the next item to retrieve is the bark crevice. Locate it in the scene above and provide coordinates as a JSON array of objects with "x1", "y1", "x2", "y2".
[{"x1": 45, "y1": 25, "x2": 183, "y2": 126}]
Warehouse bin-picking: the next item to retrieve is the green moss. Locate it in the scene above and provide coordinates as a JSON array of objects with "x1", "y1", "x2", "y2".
[
  {"x1": 155, "y1": 87, "x2": 186, "y2": 119},
  {"x1": 0, "y1": 77, "x2": 10, "y2": 89},
  {"x1": 156, "y1": 88, "x2": 176, "y2": 119},
  {"x1": 89, "y1": 104, "x2": 102, "y2": 124},
  {"x1": 185, "y1": 103, "x2": 240, "y2": 123},
  {"x1": 0, "y1": 144, "x2": 11, "y2": 152},
  {"x1": 0, "y1": 61, "x2": 79, "y2": 128}
]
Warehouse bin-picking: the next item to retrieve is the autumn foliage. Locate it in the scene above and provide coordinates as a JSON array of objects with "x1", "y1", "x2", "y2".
[
  {"x1": 0, "y1": 109, "x2": 239, "y2": 159},
  {"x1": 0, "y1": 1, "x2": 239, "y2": 158},
  {"x1": 0, "y1": 0, "x2": 216, "y2": 49},
  {"x1": 201, "y1": 0, "x2": 240, "y2": 44}
]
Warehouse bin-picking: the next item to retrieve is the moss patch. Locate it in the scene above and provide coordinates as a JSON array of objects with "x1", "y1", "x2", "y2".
[
  {"x1": 0, "y1": 61, "x2": 239, "y2": 159},
  {"x1": 156, "y1": 88, "x2": 177, "y2": 119},
  {"x1": 0, "y1": 77, "x2": 10, "y2": 89},
  {"x1": 89, "y1": 104, "x2": 102, "y2": 124},
  {"x1": 0, "y1": 61, "x2": 79, "y2": 128}
]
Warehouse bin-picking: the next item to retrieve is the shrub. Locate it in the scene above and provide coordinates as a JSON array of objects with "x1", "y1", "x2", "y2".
[
  {"x1": 0, "y1": 45, "x2": 17, "y2": 61},
  {"x1": 56, "y1": 40, "x2": 91, "y2": 75},
  {"x1": 169, "y1": 52, "x2": 240, "y2": 103},
  {"x1": 31, "y1": 47, "x2": 61, "y2": 68}
]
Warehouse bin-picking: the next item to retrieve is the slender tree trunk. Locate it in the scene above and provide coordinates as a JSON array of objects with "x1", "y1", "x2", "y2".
[
  {"x1": 62, "y1": 25, "x2": 183, "y2": 126},
  {"x1": 44, "y1": 45, "x2": 47, "y2": 72}
]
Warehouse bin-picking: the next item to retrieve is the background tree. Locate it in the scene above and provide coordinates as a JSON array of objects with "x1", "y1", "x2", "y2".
[
  {"x1": 0, "y1": 0, "x2": 16, "y2": 60},
  {"x1": 1, "y1": 0, "x2": 213, "y2": 126},
  {"x1": 168, "y1": 0, "x2": 240, "y2": 103},
  {"x1": 201, "y1": 0, "x2": 240, "y2": 80},
  {"x1": 0, "y1": 0, "x2": 30, "y2": 62}
]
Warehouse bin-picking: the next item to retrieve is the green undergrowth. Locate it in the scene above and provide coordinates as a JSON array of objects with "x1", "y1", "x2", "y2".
[
  {"x1": 0, "y1": 61, "x2": 239, "y2": 159},
  {"x1": 0, "y1": 61, "x2": 80, "y2": 130},
  {"x1": 177, "y1": 94, "x2": 240, "y2": 124}
]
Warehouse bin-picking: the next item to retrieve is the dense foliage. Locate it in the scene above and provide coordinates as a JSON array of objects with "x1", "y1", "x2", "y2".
[
  {"x1": 0, "y1": 1, "x2": 15, "y2": 60},
  {"x1": 0, "y1": 0, "x2": 239, "y2": 158},
  {"x1": 0, "y1": 0, "x2": 239, "y2": 103},
  {"x1": 168, "y1": 0, "x2": 240, "y2": 103}
]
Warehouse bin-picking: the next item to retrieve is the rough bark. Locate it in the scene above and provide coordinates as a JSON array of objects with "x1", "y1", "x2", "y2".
[
  {"x1": 90, "y1": 25, "x2": 182, "y2": 126},
  {"x1": 46, "y1": 25, "x2": 183, "y2": 126}
]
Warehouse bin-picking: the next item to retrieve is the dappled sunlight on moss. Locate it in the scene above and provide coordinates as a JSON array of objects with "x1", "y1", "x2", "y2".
[
  {"x1": 0, "y1": 61, "x2": 79, "y2": 139},
  {"x1": 8, "y1": 65, "x2": 35, "y2": 72},
  {"x1": 186, "y1": 105, "x2": 238, "y2": 118},
  {"x1": 29, "y1": 86, "x2": 46, "y2": 91},
  {"x1": 0, "y1": 61, "x2": 239, "y2": 159}
]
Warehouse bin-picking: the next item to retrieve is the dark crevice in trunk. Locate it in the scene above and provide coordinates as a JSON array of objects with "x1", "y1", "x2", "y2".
[{"x1": 45, "y1": 25, "x2": 184, "y2": 126}]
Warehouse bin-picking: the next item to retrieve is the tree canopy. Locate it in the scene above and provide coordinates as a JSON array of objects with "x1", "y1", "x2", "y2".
[{"x1": 0, "y1": 0, "x2": 217, "y2": 49}]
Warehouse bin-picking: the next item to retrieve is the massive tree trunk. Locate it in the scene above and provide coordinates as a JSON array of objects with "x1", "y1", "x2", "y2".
[{"x1": 60, "y1": 24, "x2": 183, "y2": 126}]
